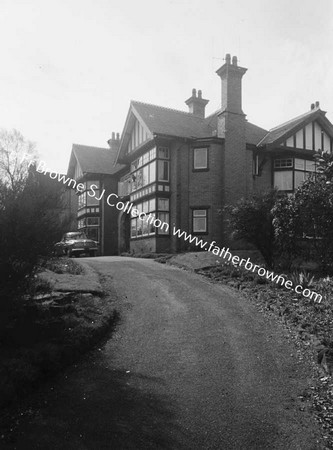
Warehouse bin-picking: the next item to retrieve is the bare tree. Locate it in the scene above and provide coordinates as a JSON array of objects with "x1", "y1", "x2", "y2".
[{"x1": 0, "y1": 129, "x2": 37, "y2": 192}]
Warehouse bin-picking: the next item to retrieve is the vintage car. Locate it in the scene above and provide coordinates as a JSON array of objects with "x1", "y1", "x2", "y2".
[{"x1": 54, "y1": 232, "x2": 98, "y2": 257}]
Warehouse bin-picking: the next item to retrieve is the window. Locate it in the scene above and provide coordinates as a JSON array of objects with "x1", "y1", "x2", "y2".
[
  {"x1": 274, "y1": 171, "x2": 293, "y2": 191},
  {"x1": 157, "y1": 212, "x2": 169, "y2": 235},
  {"x1": 158, "y1": 198, "x2": 169, "y2": 211},
  {"x1": 78, "y1": 192, "x2": 86, "y2": 209},
  {"x1": 86, "y1": 217, "x2": 100, "y2": 226},
  {"x1": 306, "y1": 160, "x2": 316, "y2": 172},
  {"x1": 78, "y1": 181, "x2": 100, "y2": 209},
  {"x1": 192, "y1": 209, "x2": 208, "y2": 233},
  {"x1": 274, "y1": 158, "x2": 317, "y2": 192},
  {"x1": 131, "y1": 198, "x2": 156, "y2": 238},
  {"x1": 132, "y1": 161, "x2": 156, "y2": 192},
  {"x1": 158, "y1": 160, "x2": 169, "y2": 181},
  {"x1": 294, "y1": 171, "x2": 306, "y2": 189},
  {"x1": 294, "y1": 158, "x2": 316, "y2": 190},
  {"x1": 131, "y1": 147, "x2": 156, "y2": 172},
  {"x1": 77, "y1": 214, "x2": 100, "y2": 242},
  {"x1": 274, "y1": 158, "x2": 293, "y2": 169},
  {"x1": 158, "y1": 147, "x2": 169, "y2": 159},
  {"x1": 131, "y1": 147, "x2": 170, "y2": 194},
  {"x1": 193, "y1": 148, "x2": 208, "y2": 170},
  {"x1": 294, "y1": 158, "x2": 305, "y2": 170}
]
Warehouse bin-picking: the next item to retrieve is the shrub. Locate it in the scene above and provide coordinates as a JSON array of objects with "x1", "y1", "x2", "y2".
[
  {"x1": 0, "y1": 169, "x2": 70, "y2": 321},
  {"x1": 226, "y1": 189, "x2": 280, "y2": 268},
  {"x1": 273, "y1": 177, "x2": 333, "y2": 273}
]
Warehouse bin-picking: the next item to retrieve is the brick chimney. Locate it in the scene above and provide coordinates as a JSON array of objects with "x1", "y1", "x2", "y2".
[
  {"x1": 107, "y1": 132, "x2": 120, "y2": 153},
  {"x1": 185, "y1": 88, "x2": 209, "y2": 118},
  {"x1": 216, "y1": 54, "x2": 247, "y2": 116},
  {"x1": 216, "y1": 54, "x2": 248, "y2": 240}
]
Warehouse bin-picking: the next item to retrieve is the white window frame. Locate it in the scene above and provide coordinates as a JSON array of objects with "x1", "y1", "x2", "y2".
[
  {"x1": 193, "y1": 148, "x2": 208, "y2": 170},
  {"x1": 192, "y1": 209, "x2": 208, "y2": 233}
]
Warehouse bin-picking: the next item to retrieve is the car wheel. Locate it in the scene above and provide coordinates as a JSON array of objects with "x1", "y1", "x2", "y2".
[{"x1": 89, "y1": 250, "x2": 96, "y2": 257}]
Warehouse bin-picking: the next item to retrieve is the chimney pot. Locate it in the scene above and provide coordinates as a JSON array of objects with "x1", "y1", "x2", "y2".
[
  {"x1": 310, "y1": 103, "x2": 315, "y2": 110},
  {"x1": 216, "y1": 53, "x2": 247, "y2": 114},
  {"x1": 185, "y1": 89, "x2": 209, "y2": 118},
  {"x1": 108, "y1": 132, "x2": 120, "y2": 151},
  {"x1": 315, "y1": 101, "x2": 320, "y2": 108}
]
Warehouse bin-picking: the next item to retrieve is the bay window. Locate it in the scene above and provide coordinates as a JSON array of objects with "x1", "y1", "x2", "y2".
[
  {"x1": 131, "y1": 147, "x2": 169, "y2": 193},
  {"x1": 158, "y1": 160, "x2": 169, "y2": 181},
  {"x1": 130, "y1": 196, "x2": 170, "y2": 238},
  {"x1": 78, "y1": 181, "x2": 100, "y2": 209},
  {"x1": 274, "y1": 157, "x2": 316, "y2": 192}
]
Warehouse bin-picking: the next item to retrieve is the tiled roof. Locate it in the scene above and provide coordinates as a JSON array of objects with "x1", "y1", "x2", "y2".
[
  {"x1": 73, "y1": 144, "x2": 125, "y2": 175},
  {"x1": 132, "y1": 101, "x2": 213, "y2": 138},
  {"x1": 132, "y1": 101, "x2": 267, "y2": 145},
  {"x1": 258, "y1": 108, "x2": 321, "y2": 147},
  {"x1": 245, "y1": 122, "x2": 268, "y2": 145}
]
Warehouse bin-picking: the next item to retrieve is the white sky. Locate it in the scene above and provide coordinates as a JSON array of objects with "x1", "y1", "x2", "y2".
[{"x1": 0, "y1": 0, "x2": 332, "y2": 173}]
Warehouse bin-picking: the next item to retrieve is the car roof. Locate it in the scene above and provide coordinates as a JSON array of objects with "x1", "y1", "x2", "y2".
[{"x1": 65, "y1": 232, "x2": 85, "y2": 236}]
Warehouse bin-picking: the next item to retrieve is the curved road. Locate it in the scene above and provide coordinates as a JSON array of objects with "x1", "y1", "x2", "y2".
[{"x1": 7, "y1": 257, "x2": 322, "y2": 449}]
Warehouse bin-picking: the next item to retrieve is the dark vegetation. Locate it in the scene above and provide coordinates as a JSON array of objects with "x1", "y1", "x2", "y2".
[
  {"x1": 227, "y1": 150, "x2": 333, "y2": 274},
  {"x1": 0, "y1": 129, "x2": 71, "y2": 338},
  {"x1": 0, "y1": 130, "x2": 117, "y2": 412},
  {"x1": 0, "y1": 257, "x2": 118, "y2": 411}
]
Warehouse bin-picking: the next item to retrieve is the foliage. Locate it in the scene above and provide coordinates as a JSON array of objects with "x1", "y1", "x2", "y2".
[
  {"x1": 0, "y1": 129, "x2": 70, "y2": 319},
  {"x1": 44, "y1": 257, "x2": 84, "y2": 275},
  {"x1": 273, "y1": 176, "x2": 333, "y2": 272},
  {"x1": 226, "y1": 189, "x2": 280, "y2": 268},
  {"x1": 0, "y1": 173, "x2": 69, "y2": 297},
  {"x1": 314, "y1": 149, "x2": 333, "y2": 182},
  {"x1": 0, "y1": 129, "x2": 37, "y2": 193},
  {"x1": 289, "y1": 270, "x2": 315, "y2": 290}
]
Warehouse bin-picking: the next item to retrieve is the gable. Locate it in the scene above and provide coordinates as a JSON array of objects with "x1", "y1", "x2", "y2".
[
  {"x1": 116, "y1": 100, "x2": 215, "y2": 164},
  {"x1": 258, "y1": 107, "x2": 333, "y2": 151},
  {"x1": 67, "y1": 144, "x2": 125, "y2": 179},
  {"x1": 74, "y1": 155, "x2": 83, "y2": 180},
  {"x1": 128, "y1": 117, "x2": 152, "y2": 153},
  {"x1": 282, "y1": 120, "x2": 333, "y2": 152}
]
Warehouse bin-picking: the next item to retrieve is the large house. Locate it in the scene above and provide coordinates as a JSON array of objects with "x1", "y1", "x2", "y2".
[{"x1": 67, "y1": 53, "x2": 333, "y2": 255}]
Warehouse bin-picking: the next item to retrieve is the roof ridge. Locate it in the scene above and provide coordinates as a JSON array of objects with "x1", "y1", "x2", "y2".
[
  {"x1": 205, "y1": 109, "x2": 221, "y2": 119},
  {"x1": 268, "y1": 108, "x2": 320, "y2": 133},
  {"x1": 131, "y1": 100, "x2": 205, "y2": 120},
  {"x1": 73, "y1": 143, "x2": 110, "y2": 151}
]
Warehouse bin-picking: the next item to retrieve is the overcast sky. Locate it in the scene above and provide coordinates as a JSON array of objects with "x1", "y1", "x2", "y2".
[{"x1": 0, "y1": 0, "x2": 332, "y2": 173}]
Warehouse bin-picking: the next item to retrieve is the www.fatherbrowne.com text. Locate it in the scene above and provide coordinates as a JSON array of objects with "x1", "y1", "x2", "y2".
[{"x1": 31, "y1": 158, "x2": 322, "y2": 303}]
